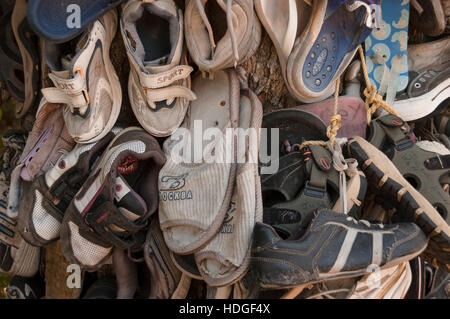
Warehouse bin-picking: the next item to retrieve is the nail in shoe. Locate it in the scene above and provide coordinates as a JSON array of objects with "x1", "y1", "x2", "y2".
[
  {"x1": 121, "y1": 0, "x2": 196, "y2": 137},
  {"x1": 41, "y1": 10, "x2": 122, "y2": 144},
  {"x1": 251, "y1": 209, "x2": 427, "y2": 289}
]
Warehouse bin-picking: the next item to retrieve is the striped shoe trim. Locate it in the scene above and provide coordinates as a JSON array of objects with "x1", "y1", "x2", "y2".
[
  {"x1": 328, "y1": 229, "x2": 358, "y2": 273},
  {"x1": 74, "y1": 174, "x2": 104, "y2": 216},
  {"x1": 372, "y1": 232, "x2": 383, "y2": 266}
]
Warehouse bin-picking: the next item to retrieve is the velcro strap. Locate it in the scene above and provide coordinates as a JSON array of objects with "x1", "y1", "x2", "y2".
[
  {"x1": 42, "y1": 72, "x2": 89, "y2": 116},
  {"x1": 309, "y1": 145, "x2": 332, "y2": 172},
  {"x1": 378, "y1": 115, "x2": 408, "y2": 144},
  {"x1": 145, "y1": 85, "x2": 197, "y2": 109},
  {"x1": 139, "y1": 65, "x2": 193, "y2": 89},
  {"x1": 84, "y1": 201, "x2": 147, "y2": 249}
]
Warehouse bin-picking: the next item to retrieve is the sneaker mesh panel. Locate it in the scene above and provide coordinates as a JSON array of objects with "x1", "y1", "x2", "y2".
[
  {"x1": 32, "y1": 190, "x2": 61, "y2": 241},
  {"x1": 68, "y1": 221, "x2": 111, "y2": 267}
]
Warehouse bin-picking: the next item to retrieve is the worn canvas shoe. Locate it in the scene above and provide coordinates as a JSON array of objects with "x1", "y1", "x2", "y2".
[
  {"x1": 286, "y1": 0, "x2": 380, "y2": 103},
  {"x1": 7, "y1": 99, "x2": 75, "y2": 218},
  {"x1": 41, "y1": 10, "x2": 122, "y2": 144},
  {"x1": 18, "y1": 130, "x2": 118, "y2": 247},
  {"x1": 184, "y1": 0, "x2": 261, "y2": 78},
  {"x1": 346, "y1": 135, "x2": 450, "y2": 272},
  {"x1": 195, "y1": 87, "x2": 263, "y2": 287},
  {"x1": 251, "y1": 209, "x2": 427, "y2": 289},
  {"x1": 60, "y1": 127, "x2": 165, "y2": 271},
  {"x1": 27, "y1": 0, "x2": 125, "y2": 43},
  {"x1": 158, "y1": 69, "x2": 240, "y2": 255},
  {"x1": 121, "y1": 0, "x2": 196, "y2": 137}
]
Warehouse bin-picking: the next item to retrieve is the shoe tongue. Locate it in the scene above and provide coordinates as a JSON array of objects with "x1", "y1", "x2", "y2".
[{"x1": 114, "y1": 174, "x2": 147, "y2": 221}]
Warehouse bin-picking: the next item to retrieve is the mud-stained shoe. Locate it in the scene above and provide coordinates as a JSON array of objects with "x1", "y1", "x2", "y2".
[
  {"x1": 184, "y1": 0, "x2": 261, "y2": 78},
  {"x1": 346, "y1": 135, "x2": 450, "y2": 272},
  {"x1": 121, "y1": 0, "x2": 196, "y2": 137},
  {"x1": 251, "y1": 209, "x2": 427, "y2": 289},
  {"x1": 41, "y1": 10, "x2": 122, "y2": 144},
  {"x1": 60, "y1": 127, "x2": 165, "y2": 271}
]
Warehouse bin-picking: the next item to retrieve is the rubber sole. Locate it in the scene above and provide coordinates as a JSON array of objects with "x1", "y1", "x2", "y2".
[{"x1": 347, "y1": 137, "x2": 450, "y2": 272}]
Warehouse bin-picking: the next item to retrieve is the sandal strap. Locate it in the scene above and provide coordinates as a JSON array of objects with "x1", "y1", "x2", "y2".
[
  {"x1": 84, "y1": 201, "x2": 147, "y2": 249},
  {"x1": 42, "y1": 71, "x2": 90, "y2": 117}
]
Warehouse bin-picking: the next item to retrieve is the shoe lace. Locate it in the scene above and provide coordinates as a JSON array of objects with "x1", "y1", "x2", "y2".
[
  {"x1": 345, "y1": 215, "x2": 385, "y2": 229},
  {"x1": 195, "y1": 0, "x2": 240, "y2": 66}
]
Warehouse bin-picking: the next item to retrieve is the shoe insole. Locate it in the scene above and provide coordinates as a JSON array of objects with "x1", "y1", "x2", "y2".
[
  {"x1": 136, "y1": 10, "x2": 171, "y2": 64},
  {"x1": 205, "y1": 0, "x2": 227, "y2": 44}
]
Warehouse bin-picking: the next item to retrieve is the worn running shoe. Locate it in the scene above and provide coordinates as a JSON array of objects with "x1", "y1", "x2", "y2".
[
  {"x1": 251, "y1": 209, "x2": 427, "y2": 289},
  {"x1": 18, "y1": 130, "x2": 118, "y2": 247},
  {"x1": 41, "y1": 10, "x2": 122, "y2": 144},
  {"x1": 120, "y1": 0, "x2": 196, "y2": 137},
  {"x1": 60, "y1": 127, "x2": 165, "y2": 271}
]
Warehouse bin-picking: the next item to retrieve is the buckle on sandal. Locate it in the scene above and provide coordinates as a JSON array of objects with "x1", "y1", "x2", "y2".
[
  {"x1": 394, "y1": 136, "x2": 414, "y2": 151},
  {"x1": 304, "y1": 181, "x2": 327, "y2": 199}
]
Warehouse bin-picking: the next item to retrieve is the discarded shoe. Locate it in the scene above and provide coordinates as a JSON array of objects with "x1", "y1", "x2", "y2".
[
  {"x1": 287, "y1": 0, "x2": 380, "y2": 102},
  {"x1": 366, "y1": 114, "x2": 450, "y2": 226},
  {"x1": 159, "y1": 69, "x2": 240, "y2": 254},
  {"x1": 121, "y1": 0, "x2": 196, "y2": 137},
  {"x1": 27, "y1": 0, "x2": 126, "y2": 43},
  {"x1": 346, "y1": 135, "x2": 450, "y2": 271},
  {"x1": 41, "y1": 10, "x2": 122, "y2": 144},
  {"x1": 0, "y1": 130, "x2": 40, "y2": 278},
  {"x1": 18, "y1": 130, "x2": 118, "y2": 247},
  {"x1": 251, "y1": 209, "x2": 427, "y2": 289},
  {"x1": 5, "y1": 275, "x2": 45, "y2": 299},
  {"x1": 195, "y1": 86, "x2": 263, "y2": 287},
  {"x1": 60, "y1": 127, "x2": 165, "y2": 270},
  {"x1": 144, "y1": 217, "x2": 191, "y2": 299},
  {"x1": 7, "y1": 99, "x2": 75, "y2": 218},
  {"x1": 184, "y1": 0, "x2": 261, "y2": 78}
]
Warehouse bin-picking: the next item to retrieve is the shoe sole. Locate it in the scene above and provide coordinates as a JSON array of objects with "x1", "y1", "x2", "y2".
[{"x1": 347, "y1": 136, "x2": 450, "y2": 272}]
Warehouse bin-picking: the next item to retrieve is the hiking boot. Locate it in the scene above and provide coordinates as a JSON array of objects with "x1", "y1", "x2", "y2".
[
  {"x1": 18, "y1": 130, "x2": 118, "y2": 247},
  {"x1": 60, "y1": 127, "x2": 165, "y2": 271},
  {"x1": 184, "y1": 0, "x2": 261, "y2": 78},
  {"x1": 41, "y1": 10, "x2": 122, "y2": 144},
  {"x1": 7, "y1": 99, "x2": 75, "y2": 218},
  {"x1": 251, "y1": 209, "x2": 427, "y2": 289},
  {"x1": 120, "y1": 0, "x2": 196, "y2": 137},
  {"x1": 345, "y1": 135, "x2": 450, "y2": 272}
]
